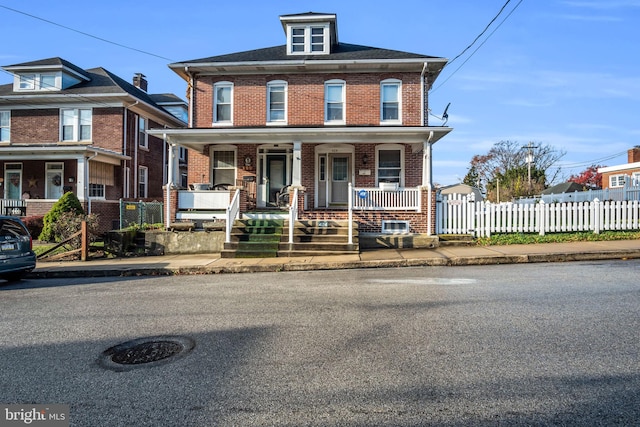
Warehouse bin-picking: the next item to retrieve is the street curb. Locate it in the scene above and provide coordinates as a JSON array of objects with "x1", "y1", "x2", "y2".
[{"x1": 27, "y1": 250, "x2": 640, "y2": 279}]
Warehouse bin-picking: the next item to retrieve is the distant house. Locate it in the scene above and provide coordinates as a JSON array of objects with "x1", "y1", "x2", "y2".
[
  {"x1": 541, "y1": 181, "x2": 585, "y2": 195},
  {"x1": 598, "y1": 147, "x2": 640, "y2": 189},
  {"x1": 438, "y1": 183, "x2": 482, "y2": 200},
  {"x1": 0, "y1": 58, "x2": 187, "y2": 232},
  {"x1": 149, "y1": 11, "x2": 452, "y2": 241}
]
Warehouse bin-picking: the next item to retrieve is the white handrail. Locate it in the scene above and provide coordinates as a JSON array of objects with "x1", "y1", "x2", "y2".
[
  {"x1": 348, "y1": 183, "x2": 353, "y2": 245},
  {"x1": 288, "y1": 187, "x2": 299, "y2": 244},
  {"x1": 225, "y1": 189, "x2": 241, "y2": 243}
]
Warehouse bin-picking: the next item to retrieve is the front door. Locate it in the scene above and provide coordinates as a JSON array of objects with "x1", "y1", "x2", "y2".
[
  {"x1": 329, "y1": 154, "x2": 350, "y2": 205},
  {"x1": 267, "y1": 155, "x2": 286, "y2": 206}
]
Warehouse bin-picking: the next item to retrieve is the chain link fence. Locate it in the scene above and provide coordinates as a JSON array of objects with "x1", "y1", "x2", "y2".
[{"x1": 119, "y1": 200, "x2": 163, "y2": 229}]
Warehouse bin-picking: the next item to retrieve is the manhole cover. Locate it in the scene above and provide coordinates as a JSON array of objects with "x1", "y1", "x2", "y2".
[{"x1": 98, "y1": 336, "x2": 195, "y2": 371}]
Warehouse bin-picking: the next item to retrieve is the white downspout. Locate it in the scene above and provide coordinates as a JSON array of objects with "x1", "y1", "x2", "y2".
[
  {"x1": 85, "y1": 152, "x2": 99, "y2": 214},
  {"x1": 186, "y1": 66, "x2": 194, "y2": 128},
  {"x1": 420, "y1": 62, "x2": 428, "y2": 126}
]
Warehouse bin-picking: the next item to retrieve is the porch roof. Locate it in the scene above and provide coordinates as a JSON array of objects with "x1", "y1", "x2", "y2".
[
  {"x1": 0, "y1": 145, "x2": 130, "y2": 164},
  {"x1": 148, "y1": 126, "x2": 452, "y2": 153}
]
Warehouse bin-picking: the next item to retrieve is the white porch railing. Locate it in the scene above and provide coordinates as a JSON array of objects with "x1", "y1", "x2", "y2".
[
  {"x1": 288, "y1": 187, "x2": 299, "y2": 244},
  {"x1": 351, "y1": 186, "x2": 421, "y2": 211},
  {"x1": 225, "y1": 189, "x2": 241, "y2": 243},
  {"x1": 0, "y1": 199, "x2": 27, "y2": 216},
  {"x1": 437, "y1": 193, "x2": 640, "y2": 237},
  {"x1": 178, "y1": 189, "x2": 230, "y2": 210}
]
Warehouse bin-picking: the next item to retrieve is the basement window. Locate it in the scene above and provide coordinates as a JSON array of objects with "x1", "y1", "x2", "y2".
[{"x1": 381, "y1": 220, "x2": 410, "y2": 234}]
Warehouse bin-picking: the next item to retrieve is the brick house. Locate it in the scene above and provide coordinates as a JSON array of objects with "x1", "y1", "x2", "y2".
[
  {"x1": 150, "y1": 12, "x2": 451, "y2": 246},
  {"x1": 0, "y1": 58, "x2": 187, "y2": 233},
  {"x1": 599, "y1": 147, "x2": 640, "y2": 189}
]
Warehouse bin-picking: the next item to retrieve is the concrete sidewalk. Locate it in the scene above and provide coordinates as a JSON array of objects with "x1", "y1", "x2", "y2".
[{"x1": 28, "y1": 239, "x2": 640, "y2": 278}]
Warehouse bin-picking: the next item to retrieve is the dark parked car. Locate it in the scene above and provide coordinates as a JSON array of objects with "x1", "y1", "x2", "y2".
[{"x1": 0, "y1": 216, "x2": 36, "y2": 281}]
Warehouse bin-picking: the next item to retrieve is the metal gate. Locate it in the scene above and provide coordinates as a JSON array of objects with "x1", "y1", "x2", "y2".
[{"x1": 119, "y1": 200, "x2": 163, "y2": 229}]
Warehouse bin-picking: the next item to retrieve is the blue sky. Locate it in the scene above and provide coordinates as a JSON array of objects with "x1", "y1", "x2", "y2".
[{"x1": 1, "y1": 0, "x2": 639, "y2": 186}]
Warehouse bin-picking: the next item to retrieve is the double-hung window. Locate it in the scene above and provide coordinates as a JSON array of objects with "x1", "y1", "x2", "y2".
[
  {"x1": 377, "y1": 145, "x2": 404, "y2": 185},
  {"x1": 61, "y1": 108, "x2": 92, "y2": 141},
  {"x1": 0, "y1": 111, "x2": 9, "y2": 142},
  {"x1": 138, "y1": 166, "x2": 148, "y2": 198},
  {"x1": 138, "y1": 116, "x2": 148, "y2": 149},
  {"x1": 267, "y1": 81, "x2": 287, "y2": 124},
  {"x1": 380, "y1": 79, "x2": 401, "y2": 124},
  {"x1": 288, "y1": 25, "x2": 329, "y2": 54},
  {"x1": 609, "y1": 174, "x2": 626, "y2": 188},
  {"x1": 324, "y1": 80, "x2": 345, "y2": 124},
  {"x1": 211, "y1": 149, "x2": 236, "y2": 187},
  {"x1": 214, "y1": 82, "x2": 233, "y2": 125}
]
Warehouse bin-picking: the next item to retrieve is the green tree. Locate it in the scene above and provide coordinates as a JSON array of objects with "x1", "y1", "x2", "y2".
[
  {"x1": 39, "y1": 192, "x2": 85, "y2": 242},
  {"x1": 468, "y1": 140, "x2": 565, "y2": 202}
]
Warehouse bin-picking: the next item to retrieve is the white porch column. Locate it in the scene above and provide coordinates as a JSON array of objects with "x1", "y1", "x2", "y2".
[
  {"x1": 422, "y1": 133, "x2": 433, "y2": 188},
  {"x1": 292, "y1": 141, "x2": 302, "y2": 187},
  {"x1": 76, "y1": 155, "x2": 86, "y2": 201},
  {"x1": 165, "y1": 136, "x2": 174, "y2": 230}
]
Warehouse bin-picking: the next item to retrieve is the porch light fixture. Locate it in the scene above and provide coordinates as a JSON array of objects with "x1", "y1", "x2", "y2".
[
  {"x1": 362, "y1": 153, "x2": 369, "y2": 165},
  {"x1": 244, "y1": 155, "x2": 252, "y2": 166}
]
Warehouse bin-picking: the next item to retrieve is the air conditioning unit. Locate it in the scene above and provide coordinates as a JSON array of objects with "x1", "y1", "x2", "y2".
[{"x1": 379, "y1": 182, "x2": 399, "y2": 191}]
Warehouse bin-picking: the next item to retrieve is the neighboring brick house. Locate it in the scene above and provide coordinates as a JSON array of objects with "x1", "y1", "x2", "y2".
[
  {"x1": 0, "y1": 58, "x2": 187, "y2": 232},
  {"x1": 599, "y1": 147, "x2": 640, "y2": 189},
  {"x1": 150, "y1": 12, "x2": 451, "y2": 238}
]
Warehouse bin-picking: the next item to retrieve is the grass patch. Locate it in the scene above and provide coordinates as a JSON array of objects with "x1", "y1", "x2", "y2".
[{"x1": 476, "y1": 230, "x2": 640, "y2": 246}]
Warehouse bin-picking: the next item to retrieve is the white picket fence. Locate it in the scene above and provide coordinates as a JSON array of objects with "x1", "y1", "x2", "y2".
[
  {"x1": 518, "y1": 183, "x2": 640, "y2": 204},
  {"x1": 437, "y1": 193, "x2": 640, "y2": 237}
]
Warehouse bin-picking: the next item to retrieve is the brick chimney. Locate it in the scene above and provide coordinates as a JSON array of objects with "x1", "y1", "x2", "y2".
[
  {"x1": 133, "y1": 73, "x2": 148, "y2": 92},
  {"x1": 628, "y1": 146, "x2": 640, "y2": 163}
]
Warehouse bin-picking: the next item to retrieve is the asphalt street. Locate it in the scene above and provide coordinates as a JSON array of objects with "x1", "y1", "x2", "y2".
[{"x1": 1, "y1": 260, "x2": 639, "y2": 426}]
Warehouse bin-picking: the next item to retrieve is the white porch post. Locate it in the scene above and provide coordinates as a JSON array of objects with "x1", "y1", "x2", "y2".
[
  {"x1": 165, "y1": 136, "x2": 174, "y2": 230},
  {"x1": 292, "y1": 141, "x2": 302, "y2": 187},
  {"x1": 423, "y1": 131, "x2": 434, "y2": 236},
  {"x1": 76, "y1": 155, "x2": 86, "y2": 202}
]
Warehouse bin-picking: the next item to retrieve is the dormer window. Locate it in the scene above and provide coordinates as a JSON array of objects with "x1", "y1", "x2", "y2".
[
  {"x1": 286, "y1": 24, "x2": 330, "y2": 55},
  {"x1": 16, "y1": 72, "x2": 59, "y2": 91}
]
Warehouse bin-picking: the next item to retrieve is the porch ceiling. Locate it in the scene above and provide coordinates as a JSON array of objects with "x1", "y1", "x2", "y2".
[{"x1": 148, "y1": 126, "x2": 452, "y2": 153}]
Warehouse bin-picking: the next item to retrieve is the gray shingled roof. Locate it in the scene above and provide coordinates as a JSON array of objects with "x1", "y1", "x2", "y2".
[
  {"x1": 175, "y1": 42, "x2": 440, "y2": 65},
  {"x1": 3, "y1": 57, "x2": 90, "y2": 80},
  {"x1": 0, "y1": 60, "x2": 185, "y2": 123}
]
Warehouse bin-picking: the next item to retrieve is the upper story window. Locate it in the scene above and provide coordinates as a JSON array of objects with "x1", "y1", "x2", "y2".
[
  {"x1": 16, "y1": 72, "x2": 59, "y2": 91},
  {"x1": 61, "y1": 108, "x2": 92, "y2": 142},
  {"x1": 381, "y1": 79, "x2": 402, "y2": 124},
  {"x1": 609, "y1": 174, "x2": 626, "y2": 188},
  {"x1": 287, "y1": 24, "x2": 330, "y2": 55},
  {"x1": 324, "y1": 80, "x2": 345, "y2": 125},
  {"x1": 214, "y1": 81, "x2": 233, "y2": 125},
  {"x1": 138, "y1": 116, "x2": 148, "y2": 149},
  {"x1": 0, "y1": 111, "x2": 9, "y2": 142},
  {"x1": 267, "y1": 80, "x2": 287, "y2": 124}
]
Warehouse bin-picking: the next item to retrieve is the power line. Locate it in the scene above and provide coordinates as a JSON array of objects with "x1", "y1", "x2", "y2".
[
  {"x1": 432, "y1": 0, "x2": 525, "y2": 93},
  {"x1": 0, "y1": 4, "x2": 175, "y2": 62}
]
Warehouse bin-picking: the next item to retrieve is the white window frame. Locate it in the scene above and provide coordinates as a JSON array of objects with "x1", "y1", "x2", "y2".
[
  {"x1": 61, "y1": 108, "x2": 92, "y2": 142},
  {"x1": 45, "y1": 162, "x2": 64, "y2": 200},
  {"x1": 210, "y1": 146, "x2": 237, "y2": 187},
  {"x1": 138, "y1": 116, "x2": 148, "y2": 149},
  {"x1": 286, "y1": 24, "x2": 330, "y2": 55},
  {"x1": 324, "y1": 80, "x2": 345, "y2": 125},
  {"x1": 16, "y1": 72, "x2": 59, "y2": 91},
  {"x1": 213, "y1": 81, "x2": 233, "y2": 125},
  {"x1": 267, "y1": 80, "x2": 288, "y2": 124},
  {"x1": 0, "y1": 111, "x2": 9, "y2": 142},
  {"x1": 88, "y1": 183, "x2": 105, "y2": 199},
  {"x1": 632, "y1": 172, "x2": 640, "y2": 186},
  {"x1": 376, "y1": 144, "x2": 405, "y2": 186},
  {"x1": 138, "y1": 166, "x2": 148, "y2": 198},
  {"x1": 381, "y1": 220, "x2": 410, "y2": 234},
  {"x1": 4, "y1": 163, "x2": 22, "y2": 199},
  {"x1": 609, "y1": 174, "x2": 626, "y2": 188},
  {"x1": 380, "y1": 79, "x2": 402, "y2": 124}
]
